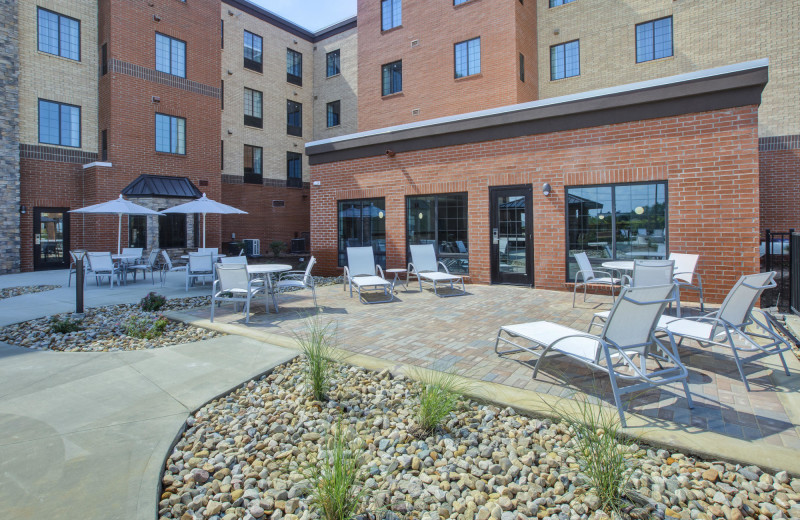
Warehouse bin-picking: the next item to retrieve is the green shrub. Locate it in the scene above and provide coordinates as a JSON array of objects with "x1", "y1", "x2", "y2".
[
  {"x1": 412, "y1": 368, "x2": 470, "y2": 435},
  {"x1": 269, "y1": 240, "x2": 286, "y2": 258},
  {"x1": 308, "y1": 419, "x2": 367, "y2": 520},
  {"x1": 125, "y1": 314, "x2": 169, "y2": 339},
  {"x1": 50, "y1": 316, "x2": 83, "y2": 334},
  {"x1": 140, "y1": 292, "x2": 167, "y2": 312},
  {"x1": 293, "y1": 316, "x2": 337, "y2": 401}
]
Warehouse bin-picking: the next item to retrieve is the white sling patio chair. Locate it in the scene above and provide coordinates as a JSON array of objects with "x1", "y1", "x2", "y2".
[
  {"x1": 210, "y1": 264, "x2": 264, "y2": 324},
  {"x1": 407, "y1": 244, "x2": 466, "y2": 297},
  {"x1": 186, "y1": 253, "x2": 214, "y2": 291},
  {"x1": 275, "y1": 256, "x2": 318, "y2": 308},
  {"x1": 660, "y1": 272, "x2": 792, "y2": 391},
  {"x1": 160, "y1": 250, "x2": 187, "y2": 287},
  {"x1": 86, "y1": 252, "x2": 121, "y2": 288},
  {"x1": 220, "y1": 256, "x2": 247, "y2": 265},
  {"x1": 344, "y1": 246, "x2": 395, "y2": 304},
  {"x1": 572, "y1": 252, "x2": 621, "y2": 307},
  {"x1": 496, "y1": 284, "x2": 692, "y2": 427},
  {"x1": 669, "y1": 253, "x2": 704, "y2": 316},
  {"x1": 130, "y1": 249, "x2": 160, "y2": 284}
]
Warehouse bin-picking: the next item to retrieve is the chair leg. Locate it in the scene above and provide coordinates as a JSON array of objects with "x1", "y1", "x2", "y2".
[
  {"x1": 729, "y1": 346, "x2": 751, "y2": 391},
  {"x1": 245, "y1": 298, "x2": 250, "y2": 324},
  {"x1": 682, "y1": 381, "x2": 694, "y2": 409},
  {"x1": 210, "y1": 297, "x2": 216, "y2": 322},
  {"x1": 572, "y1": 283, "x2": 577, "y2": 308},
  {"x1": 311, "y1": 286, "x2": 317, "y2": 307}
]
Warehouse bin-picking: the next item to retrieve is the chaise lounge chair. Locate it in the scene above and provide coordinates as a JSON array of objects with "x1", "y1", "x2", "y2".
[
  {"x1": 495, "y1": 283, "x2": 692, "y2": 427},
  {"x1": 344, "y1": 247, "x2": 395, "y2": 304},
  {"x1": 408, "y1": 244, "x2": 466, "y2": 297}
]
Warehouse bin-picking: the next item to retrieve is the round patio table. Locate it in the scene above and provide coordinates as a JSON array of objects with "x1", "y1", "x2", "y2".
[
  {"x1": 180, "y1": 254, "x2": 227, "y2": 259},
  {"x1": 601, "y1": 260, "x2": 634, "y2": 273},
  {"x1": 247, "y1": 264, "x2": 292, "y2": 313},
  {"x1": 112, "y1": 254, "x2": 141, "y2": 285}
]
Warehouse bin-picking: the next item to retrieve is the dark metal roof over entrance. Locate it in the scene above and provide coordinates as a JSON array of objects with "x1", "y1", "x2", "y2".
[{"x1": 121, "y1": 175, "x2": 202, "y2": 199}]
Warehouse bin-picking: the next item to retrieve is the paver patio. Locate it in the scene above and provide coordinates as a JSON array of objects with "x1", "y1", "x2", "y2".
[{"x1": 180, "y1": 282, "x2": 800, "y2": 454}]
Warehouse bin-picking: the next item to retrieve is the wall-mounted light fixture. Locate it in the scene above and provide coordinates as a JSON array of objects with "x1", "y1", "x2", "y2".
[
  {"x1": 152, "y1": 96, "x2": 160, "y2": 103},
  {"x1": 19, "y1": 205, "x2": 26, "y2": 214},
  {"x1": 385, "y1": 149, "x2": 396, "y2": 158},
  {"x1": 378, "y1": 211, "x2": 385, "y2": 219},
  {"x1": 634, "y1": 206, "x2": 645, "y2": 215},
  {"x1": 153, "y1": 14, "x2": 161, "y2": 22},
  {"x1": 227, "y1": 129, "x2": 233, "y2": 135},
  {"x1": 542, "y1": 182, "x2": 552, "y2": 196}
]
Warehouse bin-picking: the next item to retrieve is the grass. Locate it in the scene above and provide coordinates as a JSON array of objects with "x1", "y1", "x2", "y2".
[
  {"x1": 308, "y1": 418, "x2": 367, "y2": 520},
  {"x1": 410, "y1": 367, "x2": 471, "y2": 435},
  {"x1": 293, "y1": 315, "x2": 337, "y2": 401}
]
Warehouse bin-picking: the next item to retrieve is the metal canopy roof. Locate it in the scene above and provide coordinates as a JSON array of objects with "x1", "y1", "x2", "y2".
[{"x1": 121, "y1": 174, "x2": 202, "y2": 199}]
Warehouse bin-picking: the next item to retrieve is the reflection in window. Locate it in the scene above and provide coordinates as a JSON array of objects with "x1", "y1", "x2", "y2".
[
  {"x1": 337, "y1": 199, "x2": 386, "y2": 268},
  {"x1": 565, "y1": 182, "x2": 667, "y2": 281},
  {"x1": 407, "y1": 193, "x2": 468, "y2": 274},
  {"x1": 129, "y1": 215, "x2": 147, "y2": 249},
  {"x1": 159, "y1": 213, "x2": 186, "y2": 248}
]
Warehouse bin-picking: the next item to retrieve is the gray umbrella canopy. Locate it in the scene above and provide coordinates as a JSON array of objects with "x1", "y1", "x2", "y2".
[
  {"x1": 69, "y1": 195, "x2": 162, "y2": 254},
  {"x1": 161, "y1": 193, "x2": 247, "y2": 248}
]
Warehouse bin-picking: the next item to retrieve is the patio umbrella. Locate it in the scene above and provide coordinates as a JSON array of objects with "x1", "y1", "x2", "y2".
[
  {"x1": 69, "y1": 195, "x2": 163, "y2": 254},
  {"x1": 160, "y1": 193, "x2": 247, "y2": 248}
]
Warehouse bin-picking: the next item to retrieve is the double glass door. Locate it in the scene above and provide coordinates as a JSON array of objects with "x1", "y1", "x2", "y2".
[
  {"x1": 33, "y1": 207, "x2": 70, "y2": 270},
  {"x1": 490, "y1": 186, "x2": 533, "y2": 286}
]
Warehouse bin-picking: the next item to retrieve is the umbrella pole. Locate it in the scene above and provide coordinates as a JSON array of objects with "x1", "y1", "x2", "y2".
[
  {"x1": 203, "y1": 213, "x2": 206, "y2": 248},
  {"x1": 118, "y1": 213, "x2": 122, "y2": 255}
]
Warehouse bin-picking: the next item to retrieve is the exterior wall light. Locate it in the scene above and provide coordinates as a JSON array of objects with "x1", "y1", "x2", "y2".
[
  {"x1": 19, "y1": 205, "x2": 27, "y2": 214},
  {"x1": 542, "y1": 183, "x2": 552, "y2": 196},
  {"x1": 634, "y1": 206, "x2": 645, "y2": 215},
  {"x1": 385, "y1": 149, "x2": 396, "y2": 157},
  {"x1": 378, "y1": 211, "x2": 384, "y2": 219}
]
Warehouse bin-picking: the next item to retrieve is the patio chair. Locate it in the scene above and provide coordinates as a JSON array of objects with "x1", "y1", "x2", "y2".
[
  {"x1": 344, "y1": 246, "x2": 395, "y2": 304},
  {"x1": 407, "y1": 244, "x2": 466, "y2": 297},
  {"x1": 572, "y1": 252, "x2": 621, "y2": 307},
  {"x1": 659, "y1": 272, "x2": 792, "y2": 391},
  {"x1": 210, "y1": 264, "x2": 264, "y2": 324},
  {"x1": 160, "y1": 250, "x2": 187, "y2": 287},
  {"x1": 86, "y1": 252, "x2": 121, "y2": 288},
  {"x1": 669, "y1": 253, "x2": 704, "y2": 316},
  {"x1": 122, "y1": 247, "x2": 144, "y2": 261},
  {"x1": 496, "y1": 284, "x2": 692, "y2": 427},
  {"x1": 130, "y1": 249, "x2": 160, "y2": 284},
  {"x1": 186, "y1": 253, "x2": 214, "y2": 291},
  {"x1": 67, "y1": 250, "x2": 88, "y2": 287},
  {"x1": 275, "y1": 256, "x2": 318, "y2": 308},
  {"x1": 198, "y1": 247, "x2": 218, "y2": 255},
  {"x1": 220, "y1": 256, "x2": 247, "y2": 265}
]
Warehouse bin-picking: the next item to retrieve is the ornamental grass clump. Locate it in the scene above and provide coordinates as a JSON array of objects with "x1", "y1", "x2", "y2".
[
  {"x1": 412, "y1": 368, "x2": 471, "y2": 435},
  {"x1": 293, "y1": 315, "x2": 337, "y2": 401}
]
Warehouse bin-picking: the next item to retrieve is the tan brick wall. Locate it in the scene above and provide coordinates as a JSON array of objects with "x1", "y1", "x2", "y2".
[
  {"x1": 536, "y1": 0, "x2": 800, "y2": 137},
  {"x1": 18, "y1": 0, "x2": 98, "y2": 152},
  {"x1": 312, "y1": 28, "x2": 358, "y2": 140},
  {"x1": 220, "y1": 5, "x2": 314, "y2": 183}
]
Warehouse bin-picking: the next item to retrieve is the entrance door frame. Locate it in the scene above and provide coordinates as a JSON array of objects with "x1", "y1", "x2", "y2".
[
  {"x1": 33, "y1": 207, "x2": 70, "y2": 270},
  {"x1": 489, "y1": 185, "x2": 534, "y2": 286}
]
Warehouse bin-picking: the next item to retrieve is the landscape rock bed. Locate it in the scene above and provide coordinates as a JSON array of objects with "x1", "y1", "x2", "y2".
[
  {"x1": 0, "y1": 296, "x2": 223, "y2": 352},
  {"x1": 159, "y1": 359, "x2": 800, "y2": 520},
  {"x1": 0, "y1": 284, "x2": 62, "y2": 300}
]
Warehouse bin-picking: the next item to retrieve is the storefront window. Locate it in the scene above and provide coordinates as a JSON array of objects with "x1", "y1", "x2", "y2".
[
  {"x1": 337, "y1": 198, "x2": 386, "y2": 268},
  {"x1": 129, "y1": 215, "x2": 147, "y2": 249},
  {"x1": 407, "y1": 193, "x2": 468, "y2": 274},
  {"x1": 159, "y1": 213, "x2": 187, "y2": 248},
  {"x1": 566, "y1": 182, "x2": 667, "y2": 280}
]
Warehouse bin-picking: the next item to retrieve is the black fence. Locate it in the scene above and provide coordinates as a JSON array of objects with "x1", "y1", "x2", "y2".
[
  {"x1": 763, "y1": 229, "x2": 794, "y2": 311},
  {"x1": 792, "y1": 233, "x2": 800, "y2": 314}
]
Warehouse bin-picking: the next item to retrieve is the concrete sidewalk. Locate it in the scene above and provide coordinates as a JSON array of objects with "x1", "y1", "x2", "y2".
[{"x1": 0, "y1": 335, "x2": 296, "y2": 520}]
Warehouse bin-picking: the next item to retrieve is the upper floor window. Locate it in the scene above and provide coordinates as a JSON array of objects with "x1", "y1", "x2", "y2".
[
  {"x1": 38, "y1": 99, "x2": 80, "y2": 148},
  {"x1": 37, "y1": 8, "x2": 80, "y2": 61},
  {"x1": 244, "y1": 88, "x2": 263, "y2": 128},
  {"x1": 156, "y1": 33, "x2": 186, "y2": 78},
  {"x1": 243, "y1": 30, "x2": 263, "y2": 73},
  {"x1": 287, "y1": 49, "x2": 303, "y2": 86},
  {"x1": 243, "y1": 144, "x2": 262, "y2": 184},
  {"x1": 326, "y1": 49, "x2": 341, "y2": 77},
  {"x1": 382, "y1": 60, "x2": 402, "y2": 96},
  {"x1": 155, "y1": 113, "x2": 186, "y2": 155},
  {"x1": 454, "y1": 37, "x2": 480, "y2": 78},
  {"x1": 327, "y1": 100, "x2": 341, "y2": 128},
  {"x1": 381, "y1": 0, "x2": 402, "y2": 31},
  {"x1": 454, "y1": 0, "x2": 470, "y2": 5},
  {"x1": 636, "y1": 17, "x2": 673, "y2": 63},
  {"x1": 549, "y1": 0, "x2": 576, "y2": 6},
  {"x1": 287, "y1": 152, "x2": 303, "y2": 188},
  {"x1": 550, "y1": 40, "x2": 579, "y2": 80},
  {"x1": 287, "y1": 100, "x2": 302, "y2": 137}
]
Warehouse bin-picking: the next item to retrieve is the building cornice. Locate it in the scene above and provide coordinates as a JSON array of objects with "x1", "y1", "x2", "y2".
[{"x1": 222, "y1": 0, "x2": 356, "y2": 42}]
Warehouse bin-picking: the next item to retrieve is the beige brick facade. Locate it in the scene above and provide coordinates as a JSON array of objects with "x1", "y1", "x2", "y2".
[
  {"x1": 536, "y1": 0, "x2": 800, "y2": 137},
  {"x1": 312, "y1": 27, "x2": 358, "y2": 140},
  {"x1": 18, "y1": 0, "x2": 98, "y2": 152}
]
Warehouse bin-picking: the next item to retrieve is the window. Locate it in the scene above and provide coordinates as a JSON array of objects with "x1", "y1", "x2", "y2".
[
  {"x1": 287, "y1": 152, "x2": 302, "y2": 188},
  {"x1": 243, "y1": 145, "x2": 262, "y2": 184},
  {"x1": 381, "y1": 60, "x2": 402, "y2": 96},
  {"x1": 287, "y1": 100, "x2": 302, "y2": 137},
  {"x1": 155, "y1": 113, "x2": 186, "y2": 155},
  {"x1": 243, "y1": 30, "x2": 262, "y2": 72},
  {"x1": 287, "y1": 49, "x2": 302, "y2": 86},
  {"x1": 549, "y1": 0, "x2": 576, "y2": 6},
  {"x1": 519, "y1": 53, "x2": 524, "y2": 82},
  {"x1": 565, "y1": 182, "x2": 667, "y2": 281},
  {"x1": 159, "y1": 213, "x2": 186, "y2": 248},
  {"x1": 220, "y1": 140, "x2": 224, "y2": 170},
  {"x1": 381, "y1": 0, "x2": 402, "y2": 31},
  {"x1": 221, "y1": 80, "x2": 224, "y2": 110},
  {"x1": 454, "y1": 37, "x2": 480, "y2": 78},
  {"x1": 101, "y1": 129, "x2": 107, "y2": 161},
  {"x1": 129, "y1": 215, "x2": 147, "y2": 249},
  {"x1": 454, "y1": 0, "x2": 470, "y2": 5},
  {"x1": 337, "y1": 198, "x2": 386, "y2": 268},
  {"x1": 38, "y1": 99, "x2": 80, "y2": 148},
  {"x1": 37, "y1": 8, "x2": 80, "y2": 61},
  {"x1": 243, "y1": 88, "x2": 262, "y2": 128},
  {"x1": 326, "y1": 100, "x2": 341, "y2": 128},
  {"x1": 220, "y1": 19, "x2": 224, "y2": 49},
  {"x1": 326, "y1": 49, "x2": 340, "y2": 77},
  {"x1": 155, "y1": 33, "x2": 186, "y2": 78},
  {"x1": 550, "y1": 40, "x2": 579, "y2": 80},
  {"x1": 101, "y1": 43, "x2": 107, "y2": 75},
  {"x1": 407, "y1": 193, "x2": 469, "y2": 275},
  {"x1": 636, "y1": 17, "x2": 673, "y2": 63}
]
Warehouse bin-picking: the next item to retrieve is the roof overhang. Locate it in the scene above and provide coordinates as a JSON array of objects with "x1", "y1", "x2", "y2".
[{"x1": 121, "y1": 174, "x2": 202, "y2": 199}]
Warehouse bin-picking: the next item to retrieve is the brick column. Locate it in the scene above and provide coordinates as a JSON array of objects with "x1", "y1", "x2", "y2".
[{"x1": 0, "y1": 0, "x2": 20, "y2": 273}]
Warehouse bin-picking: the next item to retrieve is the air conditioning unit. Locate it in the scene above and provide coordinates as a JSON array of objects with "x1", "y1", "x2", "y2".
[{"x1": 243, "y1": 239, "x2": 260, "y2": 257}]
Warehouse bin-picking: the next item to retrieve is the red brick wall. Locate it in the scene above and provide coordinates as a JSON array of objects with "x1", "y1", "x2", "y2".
[
  {"x1": 515, "y1": 0, "x2": 538, "y2": 103},
  {"x1": 759, "y1": 147, "x2": 800, "y2": 234},
  {"x1": 310, "y1": 106, "x2": 761, "y2": 304}
]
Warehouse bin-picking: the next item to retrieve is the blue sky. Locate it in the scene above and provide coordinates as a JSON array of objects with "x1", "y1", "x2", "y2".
[{"x1": 250, "y1": 0, "x2": 357, "y2": 32}]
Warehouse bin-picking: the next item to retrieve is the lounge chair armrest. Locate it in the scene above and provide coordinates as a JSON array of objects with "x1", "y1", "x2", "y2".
[
  {"x1": 621, "y1": 274, "x2": 632, "y2": 286},
  {"x1": 438, "y1": 261, "x2": 451, "y2": 274},
  {"x1": 343, "y1": 266, "x2": 351, "y2": 281},
  {"x1": 592, "y1": 270, "x2": 617, "y2": 280},
  {"x1": 376, "y1": 264, "x2": 386, "y2": 279},
  {"x1": 407, "y1": 262, "x2": 417, "y2": 275}
]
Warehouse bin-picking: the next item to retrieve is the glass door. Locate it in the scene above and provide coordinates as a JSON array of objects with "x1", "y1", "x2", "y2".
[
  {"x1": 490, "y1": 186, "x2": 533, "y2": 285},
  {"x1": 33, "y1": 207, "x2": 70, "y2": 270}
]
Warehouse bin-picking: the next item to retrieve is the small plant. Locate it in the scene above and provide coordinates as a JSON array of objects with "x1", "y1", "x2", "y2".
[
  {"x1": 308, "y1": 419, "x2": 367, "y2": 520},
  {"x1": 140, "y1": 291, "x2": 167, "y2": 312},
  {"x1": 50, "y1": 316, "x2": 83, "y2": 334},
  {"x1": 293, "y1": 316, "x2": 337, "y2": 401},
  {"x1": 269, "y1": 240, "x2": 287, "y2": 258},
  {"x1": 411, "y1": 367, "x2": 470, "y2": 435},
  {"x1": 125, "y1": 314, "x2": 169, "y2": 339}
]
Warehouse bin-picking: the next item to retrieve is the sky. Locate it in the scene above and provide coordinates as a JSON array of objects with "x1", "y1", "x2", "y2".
[{"x1": 249, "y1": 0, "x2": 358, "y2": 32}]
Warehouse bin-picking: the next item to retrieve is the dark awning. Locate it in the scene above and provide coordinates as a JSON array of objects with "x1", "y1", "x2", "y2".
[{"x1": 121, "y1": 174, "x2": 202, "y2": 199}]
